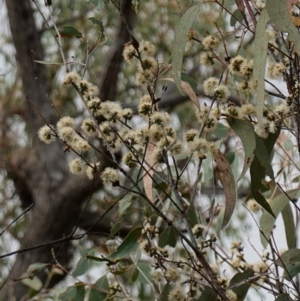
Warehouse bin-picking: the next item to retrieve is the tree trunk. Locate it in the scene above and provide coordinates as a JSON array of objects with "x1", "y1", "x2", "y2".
[{"x1": 2, "y1": 0, "x2": 135, "y2": 300}]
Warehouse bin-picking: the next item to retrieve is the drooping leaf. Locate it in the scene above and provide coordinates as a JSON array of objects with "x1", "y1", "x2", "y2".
[
  {"x1": 118, "y1": 193, "x2": 135, "y2": 217},
  {"x1": 88, "y1": 17, "x2": 105, "y2": 38},
  {"x1": 252, "y1": 8, "x2": 269, "y2": 125},
  {"x1": 26, "y1": 262, "x2": 48, "y2": 275},
  {"x1": 88, "y1": 275, "x2": 109, "y2": 301},
  {"x1": 250, "y1": 131, "x2": 280, "y2": 216},
  {"x1": 158, "y1": 226, "x2": 177, "y2": 248},
  {"x1": 260, "y1": 190, "x2": 298, "y2": 248},
  {"x1": 199, "y1": 286, "x2": 218, "y2": 300},
  {"x1": 34, "y1": 60, "x2": 63, "y2": 65},
  {"x1": 162, "y1": 77, "x2": 200, "y2": 110},
  {"x1": 172, "y1": 4, "x2": 200, "y2": 94},
  {"x1": 282, "y1": 203, "x2": 296, "y2": 249},
  {"x1": 254, "y1": 134, "x2": 276, "y2": 179},
  {"x1": 230, "y1": 9, "x2": 244, "y2": 27},
  {"x1": 57, "y1": 26, "x2": 83, "y2": 39},
  {"x1": 213, "y1": 150, "x2": 236, "y2": 229},
  {"x1": 136, "y1": 262, "x2": 152, "y2": 284},
  {"x1": 73, "y1": 284, "x2": 86, "y2": 301},
  {"x1": 227, "y1": 117, "x2": 256, "y2": 181},
  {"x1": 59, "y1": 286, "x2": 77, "y2": 301},
  {"x1": 21, "y1": 276, "x2": 43, "y2": 292},
  {"x1": 275, "y1": 248, "x2": 300, "y2": 280},
  {"x1": 229, "y1": 269, "x2": 254, "y2": 301},
  {"x1": 131, "y1": 266, "x2": 139, "y2": 282},
  {"x1": 159, "y1": 283, "x2": 171, "y2": 301},
  {"x1": 107, "y1": 227, "x2": 142, "y2": 261},
  {"x1": 266, "y1": 0, "x2": 300, "y2": 55},
  {"x1": 223, "y1": 0, "x2": 235, "y2": 10},
  {"x1": 274, "y1": 294, "x2": 291, "y2": 301},
  {"x1": 73, "y1": 257, "x2": 89, "y2": 277}
]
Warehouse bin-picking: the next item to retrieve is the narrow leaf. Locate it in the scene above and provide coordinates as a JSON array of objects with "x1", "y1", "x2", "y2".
[
  {"x1": 213, "y1": 150, "x2": 236, "y2": 229},
  {"x1": 227, "y1": 117, "x2": 256, "y2": 181},
  {"x1": 199, "y1": 286, "x2": 218, "y2": 300},
  {"x1": 282, "y1": 203, "x2": 296, "y2": 249},
  {"x1": 57, "y1": 26, "x2": 83, "y2": 39},
  {"x1": 59, "y1": 286, "x2": 77, "y2": 301},
  {"x1": 275, "y1": 248, "x2": 300, "y2": 280},
  {"x1": 274, "y1": 294, "x2": 291, "y2": 301},
  {"x1": 21, "y1": 276, "x2": 43, "y2": 292},
  {"x1": 250, "y1": 131, "x2": 280, "y2": 216},
  {"x1": 73, "y1": 257, "x2": 89, "y2": 277},
  {"x1": 107, "y1": 227, "x2": 142, "y2": 261},
  {"x1": 230, "y1": 9, "x2": 244, "y2": 27},
  {"x1": 118, "y1": 193, "x2": 135, "y2": 217},
  {"x1": 34, "y1": 60, "x2": 63, "y2": 65},
  {"x1": 89, "y1": 275, "x2": 109, "y2": 301},
  {"x1": 172, "y1": 4, "x2": 200, "y2": 94},
  {"x1": 88, "y1": 17, "x2": 105, "y2": 37},
  {"x1": 26, "y1": 262, "x2": 48, "y2": 274},
  {"x1": 229, "y1": 269, "x2": 254, "y2": 301},
  {"x1": 158, "y1": 226, "x2": 177, "y2": 248},
  {"x1": 159, "y1": 284, "x2": 171, "y2": 301},
  {"x1": 252, "y1": 8, "x2": 269, "y2": 125},
  {"x1": 266, "y1": 0, "x2": 300, "y2": 55},
  {"x1": 74, "y1": 285, "x2": 85, "y2": 301},
  {"x1": 260, "y1": 190, "x2": 298, "y2": 248}
]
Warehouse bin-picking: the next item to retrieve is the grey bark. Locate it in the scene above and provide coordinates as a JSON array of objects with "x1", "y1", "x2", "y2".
[{"x1": 2, "y1": 0, "x2": 135, "y2": 300}]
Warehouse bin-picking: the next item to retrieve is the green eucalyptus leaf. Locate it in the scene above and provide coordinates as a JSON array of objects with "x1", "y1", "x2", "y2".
[
  {"x1": 199, "y1": 286, "x2": 218, "y2": 300},
  {"x1": 118, "y1": 193, "x2": 135, "y2": 217},
  {"x1": 266, "y1": 0, "x2": 300, "y2": 55},
  {"x1": 26, "y1": 262, "x2": 48, "y2": 274},
  {"x1": 229, "y1": 269, "x2": 254, "y2": 301},
  {"x1": 21, "y1": 276, "x2": 43, "y2": 292},
  {"x1": 74, "y1": 285, "x2": 86, "y2": 301},
  {"x1": 34, "y1": 60, "x2": 63, "y2": 65},
  {"x1": 158, "y1": 226, "x2": 177, "y2": 248},
  {"x1": 253, "y1": 8, "x2": 269, "y2": 125},
  {"x1": 59, "y1": 286, "x2": 77, "y2": 301},
  {"x1": 228, "y1": 116, "x2": 256, "y2": 181},
  {"x1": 260, "y1": 190, "x2": 298, "y2": 248},
  {"x1": 172, "y1": 4, "x2": 200, "y2": 94},
  {"x1": 230, "y1": 9, "x2": 244, "y2": 27},
  {"x1": 274, "y1": 294, "x2": 291, "y2": 301},
  {"x1": 73, "y1": 257, "x2": 89, "y2": 277},
  {"x1": 88, "y1": 17, "x2": 105, "y2": 37},
  {"x1": 159, "y1": 283, "x2": 171, "y2": 301},
  {"x1": 282, "y1": 203, "x2": 296, "y2": 249},
  {"x1": 89, "y1": 275, "x2": 109, "y2": 301},
  {"x1": 131, "y1": 267, "x2": 139, "y2": 282},
  {"x1": 57, "y1": 26, "x2": 83, "y2": 39},
  {"x1": 275, "y1": 248, "x2": 300, "y2": 280},
  {"x1": 107, "y1": 227, "x2": 142, "y2": 261}
]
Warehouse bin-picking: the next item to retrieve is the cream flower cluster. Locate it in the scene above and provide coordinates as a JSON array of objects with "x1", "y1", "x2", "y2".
[{"x1": 123, "y1": 40, "x2": 157, "y2": 87}]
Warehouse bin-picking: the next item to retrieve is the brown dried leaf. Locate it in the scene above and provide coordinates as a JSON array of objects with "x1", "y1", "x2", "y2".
[
  {"x1": 143, "y1": 143, "x2": 156, "y2": 203},
  {"x1": 213, "y1": 150, "x2": 236, "y2": 229},
  {"x1": 162, "y1": 78, "x2": 200, "y2": 110}
]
